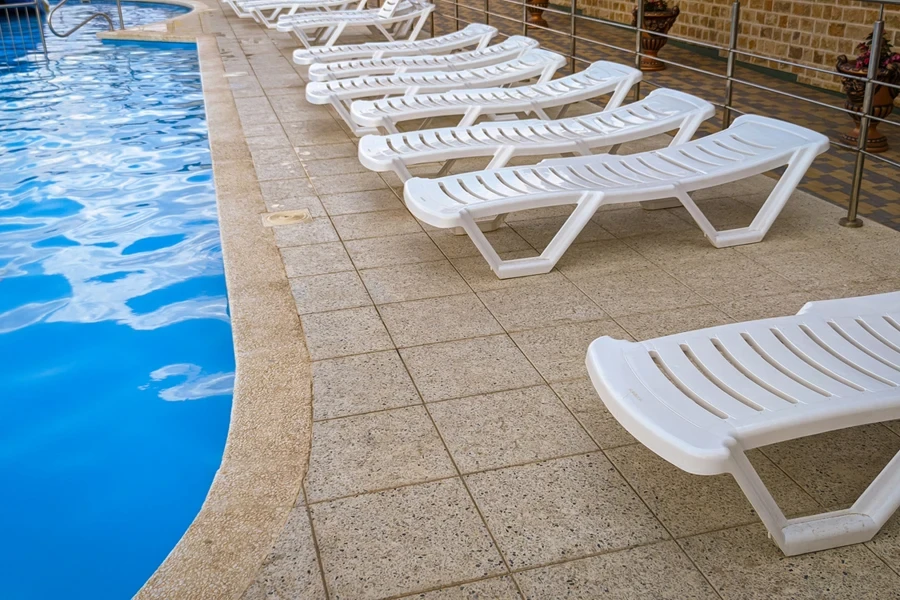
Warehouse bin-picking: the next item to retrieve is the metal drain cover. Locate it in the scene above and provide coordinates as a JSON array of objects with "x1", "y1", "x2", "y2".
[{"x1": 261, "y1": 209, "x2": 313, "y2": 227}]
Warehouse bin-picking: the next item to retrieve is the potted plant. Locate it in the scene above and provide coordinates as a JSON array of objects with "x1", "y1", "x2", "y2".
[
  {"x1": 836, "y1": 33, "x2": 900, "y2": 153},
  {"x1": 526, "y1": 0, "x2": 549, "y2": 28},
  {"x1": 632, "y1": 0, "x2": 680, "y2": 71}
]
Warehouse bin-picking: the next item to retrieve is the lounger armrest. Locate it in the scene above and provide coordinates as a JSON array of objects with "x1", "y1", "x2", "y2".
[{"x1": 798, "y1": 291, "x2": 900, "y2": 317}]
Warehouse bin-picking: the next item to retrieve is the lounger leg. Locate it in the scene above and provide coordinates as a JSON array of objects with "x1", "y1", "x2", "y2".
[
  {"x1": 459, "y1": 193, "x2": 604, "y2": 278},
  {"x1": 407, "y1": 11, "x2": 430, "y2": 41},
  {"x1": 324, "y1": 22, "x2": 348, "y2": 47},
  {"x1": 730, "y1": 448, "x2": 900, "y2": 556}
]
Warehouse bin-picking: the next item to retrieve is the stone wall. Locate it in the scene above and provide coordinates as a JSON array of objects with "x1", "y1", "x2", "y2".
[{"x1": 575, "y1": 0, "x2": 900, "y2": 91}]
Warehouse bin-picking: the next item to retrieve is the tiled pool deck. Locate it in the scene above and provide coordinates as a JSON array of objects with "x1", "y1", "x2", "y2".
[{"x1": 135, "y1": 3, "x2": 900, "y2": 598}]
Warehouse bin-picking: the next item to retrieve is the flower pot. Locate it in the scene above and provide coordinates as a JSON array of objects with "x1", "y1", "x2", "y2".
[
  {"x1": 526, "y1": 0, "x2": 548, "y2": 28},
  {"x1": 632, "y1": 6, "x2": 680, "y2": 71},
  {"x1": 836, "y1": 56, "x2": 900, "y2": 153}
]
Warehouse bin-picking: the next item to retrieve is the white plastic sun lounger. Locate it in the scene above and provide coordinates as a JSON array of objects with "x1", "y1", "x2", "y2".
[
  {"x1": 586, "y1": 290, "x2": 900, "y2": 556},
  {"x1": 350, "y1": 60, "x2": 642, "y2": 134},
  {"x1": 307, "y1": 35, "x2": 539, "y2": 81},
  {"x1": 227, "y1": 0, "x2": 363, "y2": 28},
  {"x1": 359, "y1": 88, "x2": 715, "y2": 182},
  {"x1": 275, "y1": 0, "x2": 434, "y2": 49},
  {"x1": 403, "y1": 115, "x2": 829, "y2": 279},
  {"x1": 307, "y1": 49, "x2": 567, "y2": 135},
  {"x1": 292, "y1": 23, "x2": 497, "y2": 65}
]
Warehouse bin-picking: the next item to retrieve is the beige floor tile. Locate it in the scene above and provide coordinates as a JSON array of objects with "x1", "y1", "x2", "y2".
[
  {"x1": 615, "y1": 304, "x2": 734, "y2": 341},
  {"x1": 592, "y1": 206, "x2": 696, "y2": 238},
  {"x1": 258, "y1": 178, "x2": 319, "y2": 211},
  {"x1": 331, "y1": 209, "x2": 422, "y2": 240},
  {"x1": 510, "y1": 320, "x2": 631, "y2": 382},
  {"x1": 607, "y1": 444, "x2": 820, "y2": 538},
  {"x1": 867, "y1": 513, "x2": 900, "y2": 572},
  {"x1": 509, "y1": 216, "x2": 614, "y2": 251},
  {"x1": 273, "y1": 218, "x2": 339, "y2": 248},
  {"x1": 514, "y1": 541, "x2": 718, "y2": 600},
  {"x1": 550, "y1": 379, "x2": 636, "y2": 449},
  {"x1": 679, "y1": 523, "x2": 900, "y2": 600},
  {"x1": 251, "y1": 147, "x2": 307, "y2": 181},
  {"x1": 624, "y1": 230, "x2": 738, "y2": 265},
  {"x1": 310, "y1": 172, "x2": 388, "y2": 195},
  {"x1": 554, "y1": 239, "x2": 656, "y2": 278},
  {"x1": 301, "y1": 157, "x2": 370, "y2": 178},
  {"x1": 310, "y1": 479, "x2": 506, "y2": 600},
  {"x1": 570, "y1": 266, "x2": 708, "y2": 318},
  {"x1": 305, "y1": 406, "x2": 456, "y2": 502},
  {"x1": 241, "y1": 506, "x2": 326, "y2": 600},
  {"x1": 268, "y1": 95, "x2": 333, "y2": 123},
  {"x1": 313, "y1": 350, "x2": 420, "y2": 420},
  {"x1": 466, "y1": 453, "x2": 668, "y2": 569},
  {"x1": 360, "y1": 260, "x2": 470, "y2": 304},
  {"x1": 401, "y1": 335, "x2": 543, "y2": 402},
  {"x1": 246, "y1": 131, "x2": 292, "y2": 152},
  {"x1": 396, "y1": 576, "x2": 521, "y2": 600},
  {"x1": 345, "y1": 232, "x2": 445, "y2": 270},
  {"x1": 294, "y1": 142, "x2": 358, "y2": 161},
  {"x1": 662, "y1": 254, "x2": 797, "y2": 303},
  {"x1": 478, "y1": 278, "x2": 608, "y2": 333},
  {"x1": 428, "y1": 385, "x2": 598, "y2": 473},
  {"x1": 450, "y1": 253, "x2": 565, "y2": 293},
  {"x1": 280, "y1": 242, "x2": 353, "y2": 278},
  {"x1": 319, "y1": 189, "x2": 404, "y2": 216},
  {"x1": 428, "y1": 226, "x2": 532, "y2": 259},
  {"x1": 289, "y1": 271, "x2": 371, "y2": 314},
  {"x1": 760, "y1": 424, "x2": 900, "y2": 508},
  {"x1": 748, "y1": 248, "x2": 884, "y2": 290},
  {"x1": 716, "y1": 290, "x2": 820, "y2": 322},
  {"x1": 282, "y1": 120, "x2": 350, "y2": 147},
  {"x1": 378, "y1": 294, "x2": 504, "y2": 348},
  {"x1": 301, "y1": 306, "x2": 393, "y2": 360}
]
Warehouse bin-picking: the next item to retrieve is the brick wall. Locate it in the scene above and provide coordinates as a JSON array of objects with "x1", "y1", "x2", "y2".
[{"x1": 575, "y1": 0, "x2": 900, "y2": 91}]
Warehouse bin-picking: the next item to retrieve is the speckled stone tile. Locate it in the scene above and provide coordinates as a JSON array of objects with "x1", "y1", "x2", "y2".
[
  {"x1": 679, "y1": 523, "x2": 900, "y2": 600},
  {"x1": 289, "y1": 271, "x2": 371, "y2": 314},
  {"x1": 312, "y1": 350, "x2": 420, "y2": 420},
  {"x1": 662, "y1": 254, "x2": 797, "y2": 303},
  {"x1": 250, "y1": 147, "x2": 307, "y2": 181},
  {"x1": 331, "y1": 209, "x2": 422, "y2": 240},
  {"x1": 466, "y1": 453, "x2": 668, "y2": 569},
  {"x1": 868, "y1": 513, "x2": 900, "y2": 572},
  {"x1": 301, "y1": 157, "x2": 371, "y2": 178},
  {"x1": 510, "y1": 320, "x2": 631, "y2": 382},
  {"x1": 760, "y1": 424, "x2": 900, "y2": 508},
  {"x1": 514, "y1": 541, "x2": 718, "y2": 600},
  {"x1": 606, "y1": 444, "x2": 820, "y2": 538},
  {"x1": 241, "y1": 506, "x2": 326, "y2": 600},
  {"x1": 749, "y1": 247, "x2": 883, "y2": 290},
  {"x1": 360, "y1": 260, "x2": 470, "y2": 305},
  {"x1": 428, "y1": 226, "x2": 532, "y2": 259},
  {"x1": 310, "y1": 172, "x2": 389, "y2": 195},
  {"x1": 310, "y1": 479, "x2": 506, "y2": 600},
  {"x1": 273, "y1": 218, "x2": 339, "y2": 248},
  {"x1": 554, "y1": 239, "x2": 656, "y2": 278},
  {"x1": 569, "y1": 266, "x2": 709, "y2": 318},
  {"x1": 378, "y1": 294, "x2": 504, "y2": 348},
  {"x1": 401, "y1": 335, "x2": 543, "y2": 402},
  {"x1": 624, "y1": 230, "x2": 738, "y2": 265},
  {"x1": 258, "y1": 178, "x2": 319, "y2": 213},
  {"x1": 301, "y1": 306, "x2": 393, "y2": 360},
  {"x1": 280, "y1": 242, "x2": 353, "y2": 278},
  {"x1": 592, "y1": 206, "x2": 696, "y2": 238},
  {"x1": 396, "y1": 576, "x2": 521, "y2": 599},
  {"x1": 477, "y1": 278, "x2": 608, "y2": 333},
  {"x1": 549, "y1": 379, "x2": 636, "y2": 449},
  {"x1": 508, "y1": 215, "x2": 614, "y2": 250},
  {"x1": 304, "y1": 406, "x2": 455, "y2": 502},
  {"x1": 615, "y1": 304, "x2": 734, "y2": 341},
  {"x1": 319, "y1": 189, "x2": 404, "y2": 216},
  {"x1": 449, "y1": 253, "x2": 565, "y2": 293},
  {"x1": 344, "y1": 232, "x2": 445, "y2": 270},
  {"x1": 428, "y1": 385, "x2": 597, "y2": 473},
  {"x1": 294, "y1": 143, "x2": 358, "y2": 161},
  {"x1": 282, "y1": 120, "x2": 349, "y2": 147}
]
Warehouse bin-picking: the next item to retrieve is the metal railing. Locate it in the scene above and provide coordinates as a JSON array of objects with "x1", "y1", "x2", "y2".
[
  {"x1": 48, "y1": 0, "x2": 125, "y2": 37},
  {"x1": 430, "y1": 0, "x2": 900, "y2": 228},
  {"x1": 0, "y1": 0, "x2": 49, "y2": 63}
]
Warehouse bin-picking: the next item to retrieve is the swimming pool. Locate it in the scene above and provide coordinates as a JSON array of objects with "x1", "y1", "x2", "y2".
[{"x1": 0, "y1": 3, "x2": 233, "y2": 598}]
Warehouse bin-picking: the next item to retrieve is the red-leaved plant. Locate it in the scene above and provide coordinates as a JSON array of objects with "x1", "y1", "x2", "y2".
[
  {"x1": 854, "y1": 33, "x2": 900, "y2": 71},
  {"x1": 642, "y1": 0, "x2": 671, "y2": 12}
]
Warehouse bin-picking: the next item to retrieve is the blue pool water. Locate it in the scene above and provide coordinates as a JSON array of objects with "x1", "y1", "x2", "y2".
[{"x1": 0, "y1": 3, "x2": 234, "y2": 599}]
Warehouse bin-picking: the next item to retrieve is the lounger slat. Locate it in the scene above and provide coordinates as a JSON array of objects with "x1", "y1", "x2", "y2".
[
  {"x1": 803, "y1": 321, "x2": 900, "y2": 384},
  {"x1": 829, "y1": 317, "x2": 900, "y2": 368},
  {"x1": 862, "y1": 314, "x2": 900, "y2": 349}
]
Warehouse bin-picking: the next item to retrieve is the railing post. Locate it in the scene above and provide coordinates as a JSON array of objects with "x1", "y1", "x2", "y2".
[
  {"x1": 842, "y1": 9, "x2": 885, "y2": 228},
  {"x1": 454, "y1": 0, "x2": 459, "y2": 32},
  {"x1": 633, "y1": 0, "x2": 643, "y2": 101},
  {"x1": 569, "y1": 0, "x2": 576, "y2": 72},
  {"x1": 484, "y1": 0, "x2": 488, "y2": 25},
  {"x1": 116, "y1": 0, "x2": 125, "y2": 29},
  {"x1": 723, "y1": 0, "x2": 741, "y2": 129},
  {"x1": 522, "y1": 0, "x2": 528, "y2": 35}
]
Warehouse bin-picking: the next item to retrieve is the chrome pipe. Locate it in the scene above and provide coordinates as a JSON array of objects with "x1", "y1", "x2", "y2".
[
  {"x1": 723, "y1": 1, "x2": 740, "y2": 129},
  {"x1": 48, "y1": 0, "x2": 115, "y2": 37},
  {"x1": 633, "y1": 0, "x2": 643, "y2": 102}
]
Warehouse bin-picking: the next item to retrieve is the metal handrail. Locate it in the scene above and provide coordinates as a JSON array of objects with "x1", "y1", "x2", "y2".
[{"x1": 47, "y1": 0, "x2": 124, "y2": 37}]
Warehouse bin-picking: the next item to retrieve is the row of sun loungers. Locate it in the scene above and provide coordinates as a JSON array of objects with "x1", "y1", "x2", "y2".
[{"x1": 222, "y1": 3, "x2": 900, "y2": 558}]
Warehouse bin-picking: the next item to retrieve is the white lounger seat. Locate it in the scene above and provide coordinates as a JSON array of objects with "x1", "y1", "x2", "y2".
[
  {"x1": 307, "y1": 35, "x2": 539, "y2": 81},
  {"x1": 307, "y1": 49, "x2": 567, "y2": 135},
  {"x1": 292, "y1": 23, "x2": 497, "y2": 65},
  {"x1": 403, "y1": 115, "x2": 829, "y2": 279},
  {"x1": 227, "y1": 0, "x2": 362, "y2": 28},
  {"x1": 275, "y1": 0, "x2": 433, "y2": 49},
  {"x1": 358, "y1": 88, "x2": 715, "y2": 182},
  {"x1": 350, "y1": 60, "x2": 642, "y2": 134},
  {"x1": 586, "y1": 291, "x2": 900, "y2": 556}
]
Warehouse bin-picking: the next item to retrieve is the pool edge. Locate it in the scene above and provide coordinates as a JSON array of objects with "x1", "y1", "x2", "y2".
[{"x1": 133, "y1": 9, "x2": 313, "y2": 600}]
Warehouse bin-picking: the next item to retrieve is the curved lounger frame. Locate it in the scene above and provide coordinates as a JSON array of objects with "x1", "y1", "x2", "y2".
[
  {"x1": 227, "y1": 0, "x2": 364, "y2": 28},
  {"x1": 403, "y1": 115, "x2": 830, "y2": 279},
  {"x1": 586, "y1": 291, "x2": 900, "y2": 556}
]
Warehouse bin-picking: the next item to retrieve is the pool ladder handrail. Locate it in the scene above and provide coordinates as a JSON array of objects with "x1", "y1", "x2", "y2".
[{"x1": 47, "y1": 0, "x2": 124, "y2": 37}]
